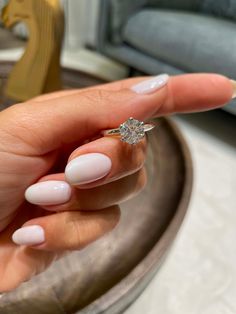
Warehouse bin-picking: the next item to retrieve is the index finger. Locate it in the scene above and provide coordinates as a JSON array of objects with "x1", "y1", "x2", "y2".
[
  {"x1": 33, "y1": 74, "x2": 234, "y2": 111},
  {"x1": 2, "y1": 74, "x2": 233, "y2": 156}
]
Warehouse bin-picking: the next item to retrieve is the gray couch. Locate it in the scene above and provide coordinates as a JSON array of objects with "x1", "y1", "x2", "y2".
[{"x1": 96, "y1": 0, "x2": 236, "y2": 114}]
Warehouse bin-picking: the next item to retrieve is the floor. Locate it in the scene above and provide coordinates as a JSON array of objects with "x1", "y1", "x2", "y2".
[{"x1": 125, "y1": 110, "x2": 236, "y2": 314}]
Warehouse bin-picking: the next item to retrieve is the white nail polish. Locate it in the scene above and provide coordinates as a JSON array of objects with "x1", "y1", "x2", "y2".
[
  {"x1": 65, "y1": 153, "x2": 112, "y2": 185},
  {"x1": 131, "y1": 74, "x2": 169, "y2": 95},
  {"x1": 230, "y1": 80, "x2": 236, "y2": 98},
  {"x1": 25, "y1": 181, "x2": 71, "y2": 205},
  {"x1": 12, "y1": 225, "x2": 45, "y2": 246}
]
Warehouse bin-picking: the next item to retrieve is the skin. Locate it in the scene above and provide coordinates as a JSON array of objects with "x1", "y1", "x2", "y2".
[{"x1": 0, "y1": 74, "x2": 233, "y2": 292}]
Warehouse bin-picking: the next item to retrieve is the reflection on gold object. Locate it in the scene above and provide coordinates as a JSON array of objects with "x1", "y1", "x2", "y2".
[{"x1": 1, "y1": 0, "x2": 64, "y2": 101}]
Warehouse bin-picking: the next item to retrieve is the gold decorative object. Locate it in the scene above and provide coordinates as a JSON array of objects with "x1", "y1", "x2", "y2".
[{"x1": 1, "y1": 0, "x2": 64, "y2": 101}]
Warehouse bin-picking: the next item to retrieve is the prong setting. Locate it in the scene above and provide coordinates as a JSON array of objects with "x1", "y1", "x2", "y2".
[{"x1": 119, "y1": 117, "x2": 145, "y2": 145}]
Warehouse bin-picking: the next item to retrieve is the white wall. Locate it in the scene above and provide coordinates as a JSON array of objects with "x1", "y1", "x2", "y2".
[
  {"x1": 0, "y1": 0, "x2": 7, "y2": 10},
  {"x1": 0, "y1": 0, "x2": 100, "y2": 50},
  {"x1": 62, "y1": 0, "x2": 100, "y2": 49},
  {"x1": 85, "y1": 0, "x2": 100, "y2": 47}
]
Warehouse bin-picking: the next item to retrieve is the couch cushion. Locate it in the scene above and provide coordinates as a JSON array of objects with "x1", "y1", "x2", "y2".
[
  {"x1": 123, "y1": 9, "x2": 236, "y2": 77},
  {"x1": 109, "y1": 0, "x2": 236, "y2": 44},
  {"x1": 109, "y1": 0, "x2": 201, "y2": 43}
]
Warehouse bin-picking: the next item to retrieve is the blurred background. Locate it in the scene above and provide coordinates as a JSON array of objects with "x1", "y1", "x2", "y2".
[{"x1": 0, "y1": 1, "x2": 236, "y2": 313}]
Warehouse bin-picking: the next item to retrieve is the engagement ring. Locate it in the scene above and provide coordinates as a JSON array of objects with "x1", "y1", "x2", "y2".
[{"x1": 102, "y1": 117, "x2": 155, "y2": 145}]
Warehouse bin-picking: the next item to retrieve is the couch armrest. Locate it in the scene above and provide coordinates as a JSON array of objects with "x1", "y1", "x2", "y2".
[
  {"x1": 97, "y1": 0, "x2": 148, "y2": 46},
  {"x1": 111, "y1": 0, "x2": 148, "y2": 44}
]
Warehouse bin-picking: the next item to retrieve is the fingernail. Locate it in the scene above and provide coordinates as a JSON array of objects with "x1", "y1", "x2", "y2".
[
  {"x1": 25, "y1": 181, "x2": 71, "y2": 205},
  {"x1": 12, "y1": 225, "x2": 45, "y2": 246},
  {"x1": 131, "y1": 74, "x2": 169, "y2": 94},
  {"x1": 231, "y1": 80, "x2": 236, "y2": 98},
  {"x1": 65, "y1": 153, "x2": 112, "y2": 185}
]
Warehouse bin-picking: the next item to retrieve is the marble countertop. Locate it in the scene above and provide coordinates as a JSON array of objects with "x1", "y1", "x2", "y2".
[{"x1": 125, "y1": 110, "x2": 236, "y2": 314}]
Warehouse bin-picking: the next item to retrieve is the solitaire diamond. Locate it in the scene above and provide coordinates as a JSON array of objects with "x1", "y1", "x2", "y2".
[{"x1": 119, "y1": 118, "x2": 145, "y2": 144}]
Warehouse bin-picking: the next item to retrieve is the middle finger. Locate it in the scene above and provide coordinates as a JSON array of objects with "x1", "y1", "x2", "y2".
[
  {"x1": 25, "y1": 168, "x2": 147, "y2": 211},
  {"x1": 65, "y1": 136, "x2": 147, "y2": 188}
]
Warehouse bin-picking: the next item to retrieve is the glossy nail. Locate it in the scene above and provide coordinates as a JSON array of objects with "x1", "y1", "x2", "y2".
[
  {"x1": 131, "y1": 74, "x2": 169, "y2": 95},
  {"x1": 12, "y1": 225, "x2": 45, "y2": 246},
  {"x1": 231, "y1": 80, "x2": 236, "y2": 98},
  {"x1": 25, "y1": 181, "x2": 72, "y2": 205},
  {"x1": 65, "y1": 153, "x2": 112, "y2": 185}
]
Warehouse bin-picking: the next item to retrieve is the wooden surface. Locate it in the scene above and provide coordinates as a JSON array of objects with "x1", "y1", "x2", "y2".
[{"x1": 0, "y1": 65, "x2": 193, "y2": 314}]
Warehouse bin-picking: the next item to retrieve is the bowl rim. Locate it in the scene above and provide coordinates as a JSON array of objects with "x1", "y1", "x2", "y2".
[{"x1": 80, "y1": 117, "x2": 193, "y2": 314}]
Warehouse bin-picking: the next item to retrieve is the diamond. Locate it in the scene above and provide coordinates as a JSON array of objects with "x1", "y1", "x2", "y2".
[{"x1": 119, "y1": 117, "x2": 145, "y2": 144}]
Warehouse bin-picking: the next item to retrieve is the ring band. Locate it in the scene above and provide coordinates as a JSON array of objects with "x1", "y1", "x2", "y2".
[{"x1": 102, "y1": 117, "x2": 155, "y2": 145}]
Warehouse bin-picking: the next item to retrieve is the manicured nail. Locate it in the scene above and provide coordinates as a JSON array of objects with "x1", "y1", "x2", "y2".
[
  {"x1": 231, "y1": 80, "x2": 236, "y2": 98},
  {"x1": 131, "y1": 74, "x2": 169, "y2": 95},
  {"x1": 12, "y1": 225, "x2": 45, "y2": 246},
  {"x1": 25, "y1": 181, "x2": 71, "y2": 205},
  {"x1": 65, "y1": 153, "x2": 112, "y2": 185}
]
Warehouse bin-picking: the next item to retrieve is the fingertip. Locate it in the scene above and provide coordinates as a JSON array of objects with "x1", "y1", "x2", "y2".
[
  {"x1": 12, "y1": 225, "x2": 45, "y2": 246},
  {"x1": 168, "y1": 73, "x2": 234, "y2": 113},
  {"x1": 25, "y1": 180, "x2": 72, "y2": 206},
  {"x1": 65, "y1": 153, "x2": 112, "y2": 186},
  {"x1": 208, "y1": 74, "x2": 233, "y2": 104}
]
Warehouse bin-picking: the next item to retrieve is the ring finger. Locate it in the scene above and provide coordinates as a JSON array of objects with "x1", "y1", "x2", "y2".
[{"x1": 25, "y1": 168, "x2": 147, "y2": 211}]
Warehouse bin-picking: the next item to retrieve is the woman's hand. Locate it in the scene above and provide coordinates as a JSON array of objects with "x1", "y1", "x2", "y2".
[{"x1": 0, "y1": 74, "x2": 233, "y2": 292}]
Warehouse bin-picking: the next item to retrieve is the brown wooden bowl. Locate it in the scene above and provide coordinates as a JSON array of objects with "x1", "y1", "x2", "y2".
[{"x1": 0, "y1": 63, "x2": 193, "y2": 314}]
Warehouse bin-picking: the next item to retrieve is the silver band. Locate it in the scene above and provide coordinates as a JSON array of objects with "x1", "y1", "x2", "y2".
[{"x1": 103, "y1": 123, "x2": 155, "y2": 137}]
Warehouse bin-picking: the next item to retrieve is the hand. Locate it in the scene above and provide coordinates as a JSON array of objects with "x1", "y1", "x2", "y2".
[{"x1": 0, "y1": 74, "x2": 233, "y2": 292}]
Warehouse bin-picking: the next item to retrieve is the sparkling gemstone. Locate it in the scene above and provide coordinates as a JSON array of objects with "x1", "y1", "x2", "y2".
[{"x1": 119, "y1": 118, "x2": 145, "y2": 144}]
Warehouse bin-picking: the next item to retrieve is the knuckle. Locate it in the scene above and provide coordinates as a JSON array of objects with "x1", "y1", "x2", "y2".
[
  {"x1": 80, "y1": 89, "x2": 110, "y2": 107},
  {"x1": 50, "y1": 208, "x2": 121, "y2": 250},
  {"x1": 108, "y1": 205, "x2": 121, "y2": 225},
  {"x1": 139, "y1": 137, "x2": 148, "y2": 154},
  {"x1": 98, "y1": 206, "x2": 121, "y2": 231},
  {"x1": 0, "y1": 103, "x2": 47, "y2": 154},
  {"x1": 131, "y1": 140, "x2": 148, "y2": 170},
  {"x1": 116, "y1": 137, "x2": 148, "y2": 174},
  {"x1": 64, "y1": 212, "x2": 83, "y2": 249},
  {"x1": 136, "y1": 168, "x2": 148, "y2": 192}
]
